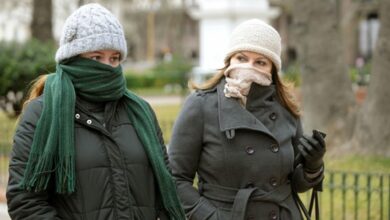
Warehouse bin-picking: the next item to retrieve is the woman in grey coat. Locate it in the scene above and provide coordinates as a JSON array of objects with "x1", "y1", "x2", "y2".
[{"x1": 168, "y1": 19, "x2": 326, "y2": 220}]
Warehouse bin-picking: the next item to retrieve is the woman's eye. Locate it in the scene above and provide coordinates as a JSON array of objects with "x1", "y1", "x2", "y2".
[
  {"x1": 256, "y1": 61, "x2": 264, "y2": 65},
  {"x1": 90, "y1": 56, "x2": 100, "y2": 60},
  {"x1": 237, "y1": 56, "x2": 246, "y2": 62},
  {"x1": 256, "y1": 60, "x2": 268, "y2": 66}
]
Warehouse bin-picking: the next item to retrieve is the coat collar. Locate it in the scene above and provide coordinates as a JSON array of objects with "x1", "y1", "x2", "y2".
[{"x1": 217, "y1": 78, "x2": 276, "y2": 139}]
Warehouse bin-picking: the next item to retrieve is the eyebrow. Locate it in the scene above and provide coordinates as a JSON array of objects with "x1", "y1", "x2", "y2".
[
  {"x1": 89, "y1": 51, "x2": 103, "y2": 55},
  {"x1": 237, "y1": 52, "x2": 247, "y2": 58},
  {"x1": 89, "y1": 51, "x2": 121, "y2": 56},
  {"x1": 237, "y1": 52, "x2": 267, "y2": 60}
]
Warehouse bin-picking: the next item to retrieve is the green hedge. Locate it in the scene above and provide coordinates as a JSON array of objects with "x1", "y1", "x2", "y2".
[
  {"x1": 124, "y1": 56, "x2": 192, "y2": 89},
  {"x1": 0, "y1": 39, "x2": 56, "y2": 95}
]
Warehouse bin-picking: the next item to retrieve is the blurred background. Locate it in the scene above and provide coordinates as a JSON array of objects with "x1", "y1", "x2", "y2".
[{"x1": 0, "y1": 0, "x2": 389, "y2": 219}]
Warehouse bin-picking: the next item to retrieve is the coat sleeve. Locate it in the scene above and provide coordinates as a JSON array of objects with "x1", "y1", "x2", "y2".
[
  {"x1": 6, "y1": 98, "x2": 61, "y2": 220},
  {"x1": 168, "y1": 93, "x2": 217, "y2": 220},
  {"x1": 291, "y1": 119, "x2": 324, "y2": 193}
]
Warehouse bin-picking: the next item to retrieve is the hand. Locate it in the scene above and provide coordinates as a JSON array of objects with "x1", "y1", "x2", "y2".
[{"x1": 297, "y1": 131, "x2": 326, "y2": 172}]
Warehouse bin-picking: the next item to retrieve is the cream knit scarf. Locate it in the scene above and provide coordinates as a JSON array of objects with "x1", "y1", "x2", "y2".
[{"x1": 223, "y1": 63, "x2": 272, "y2": 105}]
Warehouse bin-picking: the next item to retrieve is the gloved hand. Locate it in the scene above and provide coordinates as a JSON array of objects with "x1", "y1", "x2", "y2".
[{"x1": 297, "y1": 130, "x2": 326, "y2": 172}]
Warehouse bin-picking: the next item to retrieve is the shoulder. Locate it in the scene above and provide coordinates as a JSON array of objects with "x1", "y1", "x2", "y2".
[
  {"x1": 20, "y1": 96, "x2": 44, "y2": 122},
  {"x1": 184, "y1": 86, "x2": 218, "y2": 103},
  {"x1": 193, "y1": 86, "x2": 217, "y2": 97},
  {"x1": 15, "y1": 96, "x2": 44, "y2": 134}
]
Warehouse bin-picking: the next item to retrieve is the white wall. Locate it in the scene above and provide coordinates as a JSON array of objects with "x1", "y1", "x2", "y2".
[
  {"x1": 188, "y1": 0, "x2": 279, "y2": 71},
  {"x1": 0, "y1": 1, "x2": 31, "y2": 42}
]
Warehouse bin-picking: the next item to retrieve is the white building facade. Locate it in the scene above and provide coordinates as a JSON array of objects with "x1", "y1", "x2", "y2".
[{"x1": 186, "y1": 0, "x2": 280, "y2": 82}]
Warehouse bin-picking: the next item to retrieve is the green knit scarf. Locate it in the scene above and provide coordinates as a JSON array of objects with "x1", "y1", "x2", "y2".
[{"x1": 20, "y1": 57, "x2": 185, "y2": 220}]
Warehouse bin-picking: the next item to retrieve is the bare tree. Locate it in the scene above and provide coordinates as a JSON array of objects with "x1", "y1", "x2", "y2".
[
  {"x1": 351, "y1": 0, "x2": 390, "y2": 156},
  {"x1": 31, "y1": 0, "x2": 53, "y2": 41},
  {"x1": 291, "y1": 0, "x2": 356, "y2": 146}
]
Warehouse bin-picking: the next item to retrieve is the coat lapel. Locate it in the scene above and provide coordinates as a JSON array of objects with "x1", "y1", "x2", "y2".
[{"x1": 217, "y1": 79, "x2": 275, "y2": 139}]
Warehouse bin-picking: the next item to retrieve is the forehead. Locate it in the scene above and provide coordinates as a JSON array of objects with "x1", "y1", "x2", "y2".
[
  {"x1": 85, "y1": 50, "x2": 120, "y2": 55},
  {"x1": 234, "y1": 51, "x2": 268, "y2": 59}
]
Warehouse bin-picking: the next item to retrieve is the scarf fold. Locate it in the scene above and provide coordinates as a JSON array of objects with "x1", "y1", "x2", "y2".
[
  {"x1": 223, "y1": 63, "x2": 272, "y2": 105},
  {"x1": 20, "y1": 57, "x2": 185, "y2": 220}
]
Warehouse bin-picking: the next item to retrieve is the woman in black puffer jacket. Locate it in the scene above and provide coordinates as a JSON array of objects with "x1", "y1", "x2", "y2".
[{"x1": 6, "y1": 3, "x2": 184, "y2": 220}]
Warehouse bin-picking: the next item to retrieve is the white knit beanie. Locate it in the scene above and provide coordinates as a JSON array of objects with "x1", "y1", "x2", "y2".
[
  {"x1": 55, "y1": 3, "x2": 127, "y2": 63},
  {"x1": 224, "y1": 19, "x2": 282, "y2": 73}
]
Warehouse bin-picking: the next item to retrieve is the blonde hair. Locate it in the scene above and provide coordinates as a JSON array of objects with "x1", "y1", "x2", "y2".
[
  {"x1": 22, "y1": 74, "x2": 48, "y2": 110},
  {"x1": 189, "y1": 57, "x2": 300, "y2": 118}
]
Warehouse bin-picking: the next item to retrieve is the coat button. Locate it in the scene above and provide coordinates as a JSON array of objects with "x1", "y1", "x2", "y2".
[
  {"x1": 269, "y1": 210, "x2": 278, "y2": 220},
  {"x1": 247, "y1": 215, "x2": 255, "y2": 220},
  {"x1": 245, "y1": 182, "x2": 255, "y2": 188},
  {"x1": 246, "y1": 146, "x2": 255, "y2": 155},
  {"x1": 75, "y1": 113, "x2": 80, "y2": 119},
  {"x1": 271, "y1": 144, "x2": 279, "y2": 153},
  {"x1": 86, "y1": 119, "x2": 92, "y2": 125},
  {"x1": 270, "y1": 177, "x2": 278, "y2": 187},
  {"x1": 269, "y1": 112, "x2": 277, "y2": 120}
]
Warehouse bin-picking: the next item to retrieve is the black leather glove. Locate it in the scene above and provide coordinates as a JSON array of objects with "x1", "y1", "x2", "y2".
[{"x1": 297, "y1": 130, "x2": 326, "y2": 172}]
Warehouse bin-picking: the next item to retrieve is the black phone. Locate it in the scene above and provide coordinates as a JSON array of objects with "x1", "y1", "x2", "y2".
[{"x1": 294, "y1": 129, "x2": 326, "y2": 167}]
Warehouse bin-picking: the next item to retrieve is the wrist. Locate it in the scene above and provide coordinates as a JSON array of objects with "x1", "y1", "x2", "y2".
[
  {"x1": 304, "y1": 166, "x2": 323, "y2": 180},
  {"x1": 304, "y1": 160, "x2": 324, "y2": 173}
]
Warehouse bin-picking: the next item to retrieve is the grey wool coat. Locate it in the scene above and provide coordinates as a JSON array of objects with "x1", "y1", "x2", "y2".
[
  {"x1": 168, "y1": 78, "x2": 323, "y2": 220},
  {"x1": 7, "y1": 96, "x2": 169, "y2": 220}
]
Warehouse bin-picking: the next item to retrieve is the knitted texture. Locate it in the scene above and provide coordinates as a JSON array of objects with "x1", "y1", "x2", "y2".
[
  {"x1": 55, "y1": 3, "x2": 127, "y2": 63},
  {"x1": 224, "y1": 19, "x2": 282, "y2": 73},
  {"x1": 20, "y1": 57, "x2": 185, "y2": 219},
  {"x1": 223, "y1": 63, "x2": 273, "y2": 105}
]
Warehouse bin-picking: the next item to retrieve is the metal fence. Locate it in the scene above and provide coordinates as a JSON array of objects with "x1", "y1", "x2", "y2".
[
  {"x1": 321, "y1": 171, "x2": 390, "y2": 220},
  {"x1": 299, "y1": 170, "x2": 390, "y2": 220}
]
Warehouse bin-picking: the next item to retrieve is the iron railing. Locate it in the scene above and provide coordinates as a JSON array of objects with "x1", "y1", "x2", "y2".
[{"x1": 299, "y1": 170, "x2": 390, "y2": 220}]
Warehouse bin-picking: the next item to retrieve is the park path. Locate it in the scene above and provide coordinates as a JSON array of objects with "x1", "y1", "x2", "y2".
[{"x1": 142, "y1": 95, "x2": 183, "y2": 105}]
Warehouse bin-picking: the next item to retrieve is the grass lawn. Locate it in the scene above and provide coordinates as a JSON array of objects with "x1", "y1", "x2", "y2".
[{"x1": 150, "y1": 103, "x2": 181, "y2": 143}]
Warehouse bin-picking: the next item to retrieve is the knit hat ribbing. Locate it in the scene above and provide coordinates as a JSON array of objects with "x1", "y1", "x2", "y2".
[
  {"x1": 55, "y1": 3, "x2": 127, "y2": 63},
  {"x1": 224, "y1": 19, "x2": 282, "y2": 73}
]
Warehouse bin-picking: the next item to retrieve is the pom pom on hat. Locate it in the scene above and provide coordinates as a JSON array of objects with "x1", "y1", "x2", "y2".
[
  {"x1": 55, "y1": 3, "x2": 127, "y2": 63},
  {"x1": 224, "y1": 19, "x2": 282, "y2": 73}
]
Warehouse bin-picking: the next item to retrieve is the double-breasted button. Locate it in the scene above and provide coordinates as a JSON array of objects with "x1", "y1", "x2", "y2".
[
  {"x1": 269, "y1": 112, "x2": 277, "y2": 120},
  {"x1": 245, "y1": 182, "x2": 255, "y2": 188},
  {"x1": 269, "y1": 210, "x2": 278, "y2": 220},
  {"x1": 86, "y1": 119, "x2": 92, "y2": 125},
  {"x1": 271, "y1": 144, "x2": 279, "y2": 153},
  {"x1": 75, "y1": 113, "x2": 80, "y2": 119},
  {"x1": 270, "y1": 177, "x2": 278, "y2": 187},
  {"x1": 246, "y1": 146, "x2": 255, "y2": 155},
  {"x1": 247, "y1": 215, "x2": 255, "y2": 220}
]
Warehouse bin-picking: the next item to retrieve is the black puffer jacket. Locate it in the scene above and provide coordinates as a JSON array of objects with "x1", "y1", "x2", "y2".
[{"x1": 7, "y1": 96, "x2": 169, "y2": 220}]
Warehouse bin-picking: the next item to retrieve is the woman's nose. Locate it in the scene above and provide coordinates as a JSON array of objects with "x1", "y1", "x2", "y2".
[{"x1": 99, "y1": 57, "x2": 113, "y2": 67}]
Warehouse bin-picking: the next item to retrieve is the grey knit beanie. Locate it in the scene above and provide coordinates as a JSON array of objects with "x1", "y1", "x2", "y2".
[
  {"x1": 224, "y1": 19, "x2": 282, "y2": 73},
  {"x1": 55, "y1": 3, "x2": 127, "y2": 63}
]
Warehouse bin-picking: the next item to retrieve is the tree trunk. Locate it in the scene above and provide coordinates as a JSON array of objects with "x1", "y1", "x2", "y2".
[
  {"x1": 291, "y1": 0, "x2": 356, "y2": 146},
  {"x1": 351, "y1": 0, "x2": 390, "y2": 156},
  {"x1": 31, "y1": 0, "x2": 53, "y2": 41}
]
